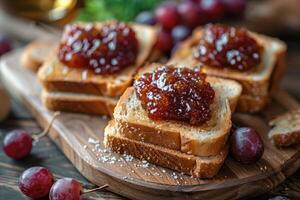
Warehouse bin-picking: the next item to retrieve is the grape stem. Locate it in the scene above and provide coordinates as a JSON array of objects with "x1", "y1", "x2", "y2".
[
  {"x1": 33, "y1": 112, "x2": 61, "y2": 141},
  {"x1": 83, "y1": 184, "x2": 109, "y2": 194}
]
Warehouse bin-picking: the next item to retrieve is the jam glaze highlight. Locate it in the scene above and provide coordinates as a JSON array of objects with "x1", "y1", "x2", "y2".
[
  {"x1": 193, "y1": 24, "x2": 262, "y2": 71},
  {"x1": 58, "y1": 22, "x2": 139, "y2": 74},
  {"x1": 134, "y1": 66, "x2": 215, "y2": 126}
]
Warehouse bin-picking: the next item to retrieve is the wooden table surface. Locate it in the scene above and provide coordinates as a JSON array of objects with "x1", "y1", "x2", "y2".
[{"x1": 1, "y1": 14, "x2": 300, "y2": 200}]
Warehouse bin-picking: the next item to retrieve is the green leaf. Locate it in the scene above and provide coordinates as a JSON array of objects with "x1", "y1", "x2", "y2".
[{"x1": 77, "y1": 0, "x2": 162, "y2": 22}]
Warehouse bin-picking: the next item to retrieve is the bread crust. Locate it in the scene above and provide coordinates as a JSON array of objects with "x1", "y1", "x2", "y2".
[
  {"x1": 42, "y1": 91, "x2": 117, "y2": 116},
  {"x1": 21, "y1": 40, "x2": 56, "y2": 72},
  {"x1": 269, "y1": 109, "x2": 300, "y2": 147},
  {"x1": 104, "y1": 120, "x2": 228, "y2": 178},
  {"x1": 272, "y1": 131, "x2": 300, "y2": 147},
  {"x1": 37, "y1": 24, "x2": 158, "y2": 97},
  {"x1": 170, "y1": 27, "x2": 287, "y2": 112},
  {"x1": 237, "y1": 94, "x2": 270, "y2": 113}
]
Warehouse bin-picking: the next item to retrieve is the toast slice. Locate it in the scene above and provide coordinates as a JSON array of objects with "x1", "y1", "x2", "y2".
[
  {"x1": 21, "y1": 39, "x2": 56, "y2": 72},
  {"x1": 113, "y1": 65, "x2": 242, "y2": 157},
  {"x1": 269, "y1": 109, "x2": 300, "y2": 147},
  {"x1": 38, "y1": 23, "x2": 158, "y2": 97},
  {"x1": 42, "y1": 90, "x2": 117, "y2": 116},
  {"x1": 104, "y1": 120, "x2": 228, "y2": 178},
  {"x1": 170, "y1": 27, "x2": 286, "y2": 112}
]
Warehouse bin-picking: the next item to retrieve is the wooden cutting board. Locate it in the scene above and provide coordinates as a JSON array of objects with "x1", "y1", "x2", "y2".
[{"x1": 1, "y1": 49, "x2": 300, "y2": 200}]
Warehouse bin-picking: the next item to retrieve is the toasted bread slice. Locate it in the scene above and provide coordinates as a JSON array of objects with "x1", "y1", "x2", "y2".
[
  {"x1": 104, "y1": 120, "x2": 228, "y2": 178},
  {"x1": 38, "y1": 23, "x2": 158, "y2": 97},
  {"x1": 170, "y1": 27, "x2": 286, "y2": 112},
  {"x1": 42, "y1": 90, "x2": 116, "y2": 116},
  {"x1": 269, "y1": 109, "x2": 300, "y2": 147},
  {"x1": 21, "y1": 40, "x2": 56, "y2": 72},
  {"x1": 113, "y1": 68, "x2": 242, "y2": 157}
]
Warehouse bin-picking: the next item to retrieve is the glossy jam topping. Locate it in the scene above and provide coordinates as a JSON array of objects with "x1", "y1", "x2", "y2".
[
  {"x1": 193, "y1": 24, "x2": 262, "y2": 71},
  {"x1": 134, "y1": 66, "x2": 215, "y2": 125},
  {"x1": 58, "y1": 22, "x2": 139, "y2": 74}
]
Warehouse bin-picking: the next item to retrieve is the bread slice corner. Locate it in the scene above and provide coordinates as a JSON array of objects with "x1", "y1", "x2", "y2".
[
  {"x1": 21, "y1": 39, "x2": 56, "y2": 72},
  {"x1": 268, "y1": 109, "x2": 300, "y2": 147}
]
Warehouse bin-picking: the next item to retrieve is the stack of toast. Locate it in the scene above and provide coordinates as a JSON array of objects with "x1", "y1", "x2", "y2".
[
  {"x1": 104, "y1": 63, "x2": 242, "y2": 178},
  {"x1": 37, "y1": 23, "x2": 158, "y2": 116}
]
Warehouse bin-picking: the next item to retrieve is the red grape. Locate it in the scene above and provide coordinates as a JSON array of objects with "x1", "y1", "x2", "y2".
[
  {"x1": 222, "y1": 0, "x2": 246, "y2": 16},
  {"x1": 171, "y1": 25, "x2": 191, "y2": 43},
  {"x1": 178, "y1": 1, "x2": 203, "y2": 28},
  {"x1": 199, "y1": 0, "x2": 224, "y2": 21},
  {"x1": 155, "y1": 2, "x2": 180, "y2": 30},
  {"x1": 230, "y1": 127, "x2": 264, "y2": 164},
  {"x1": 49, "y1": 178, "x2": 83, "y2": 200},
  {"x1": 0, "y1": 35, "x2": 12, "y2": 56},
  {"x1": 135, "y1": 11, "x2": 157, "y2": 25},
  {"x1": 19, "y1": 167, "x2": 53, "y2": 199},
  {"x1": 155, "y1": 29, "x2": 173, "y2": 52},
  {"x1": 3, "y1": 130, "x2": 33, "y2": 159}
]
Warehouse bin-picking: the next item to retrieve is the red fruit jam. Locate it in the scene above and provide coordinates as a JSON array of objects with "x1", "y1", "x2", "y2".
[
  {"x1": 134, "y1": 66, "x2": 215, "y2": 125},
  {"x1": 193, "y1": 24, "x2": 262, "y2": 71},
  {"x1": 58, "y1": 22, "x2": 139, "y2": 74}
]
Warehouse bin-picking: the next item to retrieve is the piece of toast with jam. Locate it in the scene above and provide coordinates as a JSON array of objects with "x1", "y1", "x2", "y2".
[
  {"x1": 104, "y1": 63, "x2": 242, "y2": 177},
  {"x1": 37, "y1": 21, "x2": 158, "y2": 116},
  {"x1": 170, "y1": 24, "x2": 286, "y2": 112}
]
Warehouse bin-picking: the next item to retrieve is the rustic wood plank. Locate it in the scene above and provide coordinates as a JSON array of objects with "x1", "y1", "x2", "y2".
[
  {"x1": 2, "y1": 101, "x2": 299, "y2": 200},
  {"x1": 1, "y1": 49, "x2": 300, "y2": 199}
]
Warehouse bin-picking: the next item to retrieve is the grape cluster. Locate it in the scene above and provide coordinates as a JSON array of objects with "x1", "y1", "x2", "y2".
[
  {"x1": 18, "y1": 166, "x2": 105, "y2": 199},
  {"x1": 135, "y1": 0, "x2": 246, "y2": 53}
]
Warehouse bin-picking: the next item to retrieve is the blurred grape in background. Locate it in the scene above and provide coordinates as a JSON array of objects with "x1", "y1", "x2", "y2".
[{"x1": 76, "y1": 0, "x2": 247, "y2": 54}]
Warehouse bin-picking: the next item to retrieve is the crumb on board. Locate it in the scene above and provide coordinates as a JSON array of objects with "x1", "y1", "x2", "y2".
[{"x1": 83, "y1": 137, "x2": 191, "y2": 182}]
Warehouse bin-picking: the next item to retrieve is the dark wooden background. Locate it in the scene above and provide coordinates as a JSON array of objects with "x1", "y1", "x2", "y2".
[{"x1": 1, "y1": 12, "x2": 300, "y2": 200}]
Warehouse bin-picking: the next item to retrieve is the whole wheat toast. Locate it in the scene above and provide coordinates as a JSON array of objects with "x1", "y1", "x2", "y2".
[
  {"x1": 38, "y1": 23, "x2": 158, "y2": 97},
  {"x1": 104, "y1": 120, "x2": 228, "y2": 178},
  {"x1": 170, "y1": 27, "x2": 286, "y2": 112},
  {"x1": 269, "y1": 109, "x2": 300, "y2": 147},
  {"x1": 113, "y1": 64, "x2": 242, "y2": 157},
  {"x1": 42, "y1": 90, "x2": 117, "y2": 116}
]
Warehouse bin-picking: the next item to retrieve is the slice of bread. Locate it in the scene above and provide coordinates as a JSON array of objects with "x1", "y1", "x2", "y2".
[
  {"x1": 269, "y1": 109, "x2": 300, "y2": 147},
  {"x1": 21, "y1": 40, "x2": 56, "y2": 72},
  {"x1": 38, "y1": 23, "x2": 158, "y2": 97},
  {"x1": 104, "y1": 120, "x2": 228, "y2": 178},
  {"x1": 170, "y1": 27, "x2": 286, "y2": 112},
  {"x1": 42, "y1": 90, "x2": 117, "y2": 116},
  {"x1": 113, "y1": 65, "x2": 242, "y2": 157}
]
